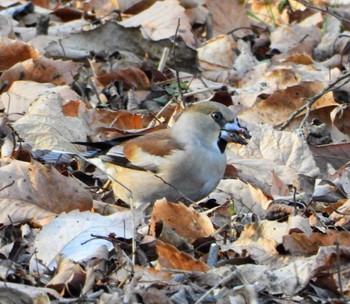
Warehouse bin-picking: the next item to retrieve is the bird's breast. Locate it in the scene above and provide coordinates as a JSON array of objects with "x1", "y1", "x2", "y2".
[{"x1": 161, "y1": 144, "x2": 227, "y2": 201}]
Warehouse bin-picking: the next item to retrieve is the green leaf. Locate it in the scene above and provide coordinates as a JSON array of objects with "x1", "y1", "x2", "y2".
[
  {"x1": 278, "y1": 0, "x2": 289, "y2": 12},
  {"x1": 165, "y1": 87, "x2": 176, "y2": 95},
  {"x1": 231, "y1": 204, "x2": 236, "y2": 216},
  {"x1": 153, "y1": 96, "x2": 169, "y2": 104}
]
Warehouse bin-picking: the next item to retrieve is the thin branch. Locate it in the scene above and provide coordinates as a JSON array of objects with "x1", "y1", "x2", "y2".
[
  {"x1": 298, "y1": 102, "x2": 311, "y2": 131},
  {"x1": 296, "y1": 0, "x2": 350, "y2": 24},
  {"x1": 279, "y1": 71, "x2": 350, "y2": 130},
  {"x1": 172, "y1": 18, "x2": 184, "y2": 101},
  {"x1": 157, "y1": 47, "x2": 170, "y2": 72},
  {"x1": 194, "y1": 269, "x2": 237, "y2": 304}
]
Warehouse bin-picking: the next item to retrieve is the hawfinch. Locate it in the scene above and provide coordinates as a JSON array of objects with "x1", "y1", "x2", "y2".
[{"x1": 85, "y1": 101, "x2": 250, "y2": 205}]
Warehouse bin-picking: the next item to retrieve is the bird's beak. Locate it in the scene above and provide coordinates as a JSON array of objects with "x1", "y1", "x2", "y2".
[{"x1": 220, "y1": 119, "x2": 251, "y2": 145}]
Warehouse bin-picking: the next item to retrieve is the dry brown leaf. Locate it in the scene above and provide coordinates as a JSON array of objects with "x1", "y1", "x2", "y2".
[
  {"x1": 62, "y1": 100, "x2": 90, "y2": 118},
  {"x1": 283, "y1": 231, "x2": 350, "y2": 256},
  {"x1": 77, "y1": 0, "x2": 118, "y2": 16},
  {"x1": 32, "y1": 0, "x2": 55, "y2": 9},
  {"x1": 0, "y1": 37, "x2": 40, "y2": 71},
  {"x1": 150, "y1": 199, "x2": 214, "y2": 243},
  {"x1": 118, "y1": 0, "x2": 157, "y2": 13},
  {"x1": 233, "y1": 216, "x2": 312, "y2": 257},
  {"x1": 93, "y1": 64, "x2": 151, "y2": 90},
  {"x1": 309, "y1": 143, "x2": 350, "y2": 172},
  {"x1": 0, "y1": 81, "x2": 81, "y2": 121},
  {"x1": 206, "y1": 0, "x2": 251, "y2": 37},
  {"x1": 270, "y1": 170, "x2": 290, "y2": 197},
  {"x1": 0, "y1": 198, "x2": 56, "y2": 226},
  {"x1": 0, "y1": 57, "x2": 82, "y2": 91},
  {"x1": 13, "y1": 93, "x2": 90, "y2": 153},
  {"x1": 153, "y1": 221, "x2": 193, "y2": 254},
  {"x1": 270, "y1": 25, "x2": 321, "y2": 53},
  {"x1": 232, "y1": 221, "x2": 283, "y2": 262},
  {"x1": 156, "y1": 239, "x2": 210, "y2": 271},
  {"x1": 0, "y1": 159, "x2": 92, "y2": 219},
  {"x1": 235, "y1": 65, "x2": 339, "y2": 115},
  {"x1": 330, "y1": 198, "x2": 350, "y2": 228},
  {"x1": 119, "y1": 0, "x2": 194, "y2": 46},
  {"x1": 227, "y1": 124, "x2": 320, "y2": 189},
  {"x1": 277, "y1": 53, "x2": 314, "y2": 65},
  {"x1": 47, "y1": 256, "x2": 86, "y2": 297},
  {"x1": 133, "y1": 265, "x2": 172, "y2": 282},
  {"x1": 51, "y1": 7, "x2": 83, "y2": 22},
  {"x1": 237, "y1": 220, "x2": 288, "y2": 245},
  {"x1": 88, "y1": 107, "x2": 174, "y2": 140},
  {"x1": 198, "y1": 35, "x2": 237, "y2": 70},
  {"x1": 89, "y1": 108, "x2": 149, "y2": 131},
  {"x1": 240, "y1": 82, "x2": 328, "y2": 126},
  {"x1": 216, "y1": 179, "x2": 269, "y2": 216},
  {"x1": 235, "y1": 245, "x2": 350, "y2": 296}
]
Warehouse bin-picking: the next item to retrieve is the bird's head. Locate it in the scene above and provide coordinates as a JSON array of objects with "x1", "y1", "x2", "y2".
[{"x1": 186, "y1": 101, "x2": 251, "y2": 148}]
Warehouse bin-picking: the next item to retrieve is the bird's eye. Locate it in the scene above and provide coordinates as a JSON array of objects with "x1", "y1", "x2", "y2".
[{"x1": 211, "y1": 111, "x2": 223, "y2": 121}]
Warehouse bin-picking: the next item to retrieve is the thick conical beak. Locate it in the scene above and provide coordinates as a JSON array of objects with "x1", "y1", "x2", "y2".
[{"x1": 220, "y1": 118, "x2": 251, "y2": 145}]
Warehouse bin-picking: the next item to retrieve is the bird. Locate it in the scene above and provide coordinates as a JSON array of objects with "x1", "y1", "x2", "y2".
[{"x1": 79, "y1": 101, "x2": 251, "y2": 206}]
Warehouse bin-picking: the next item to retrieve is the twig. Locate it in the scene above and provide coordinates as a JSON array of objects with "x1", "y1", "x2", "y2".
[
  {"x1": 227, "y1": 26, "x2": 254, "y2": 36},
  {"x1": 296, "y1": 0, "x2": 350, "y2": 24},
  {"x1": 279, "y1": 70, "x2": 350, "y2": 130},
  {"x1": 172, "y1": 19, "x2": 184, "y2": 101},
  {"x1": 194, "y1": 270, "x2": 237, "y2": 304},
  {"x1": 147, "y1": 96, "x2": 175, "y2": 128},
  {"x1": 183, "y1": 87, "x2": 213, "y2": 97},
  {"x1": 158, "y1": 47, "x2": 170, "y2": 72},
  {"x1": 298, "y1": 102, "x2": 310, "y2": 131},
  {"x1": 156, "y1": 75, "x2": 193, "y2": 85},
  {"x1": 129, "y1": 196, "x2": 136, "y2": 266}
]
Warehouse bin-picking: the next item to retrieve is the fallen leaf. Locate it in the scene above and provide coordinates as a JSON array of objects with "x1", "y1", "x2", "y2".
[
  {"x1": 119, "y1": 0, "x2": 194, "y2": 45},
  {"x1": 156, "y1": 239, "x2": 210, "y2": 271},
  {"x1": 30, "y1": 207, "x2": 145, "y2": 272},
  {"x1": 0, "y1": 159, "x2": 93, "y2": 225},
  {"x1": 0, "y1": 57, "x2": 82, "y2": 91},
  {"x1": 13, "y1": 93, "x2": 90, "y2": 153},
  {"x1": 150, "y1": 199, "x2": 214, "y2": 243}
]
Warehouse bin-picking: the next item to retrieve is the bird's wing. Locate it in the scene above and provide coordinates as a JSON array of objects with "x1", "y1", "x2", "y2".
[
  {"x1": 72, "y1": 133, "x2": 143, "y2": 151},
  {"x1": 104, "y1": 129, "x2": 185, "y2": 172}
]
